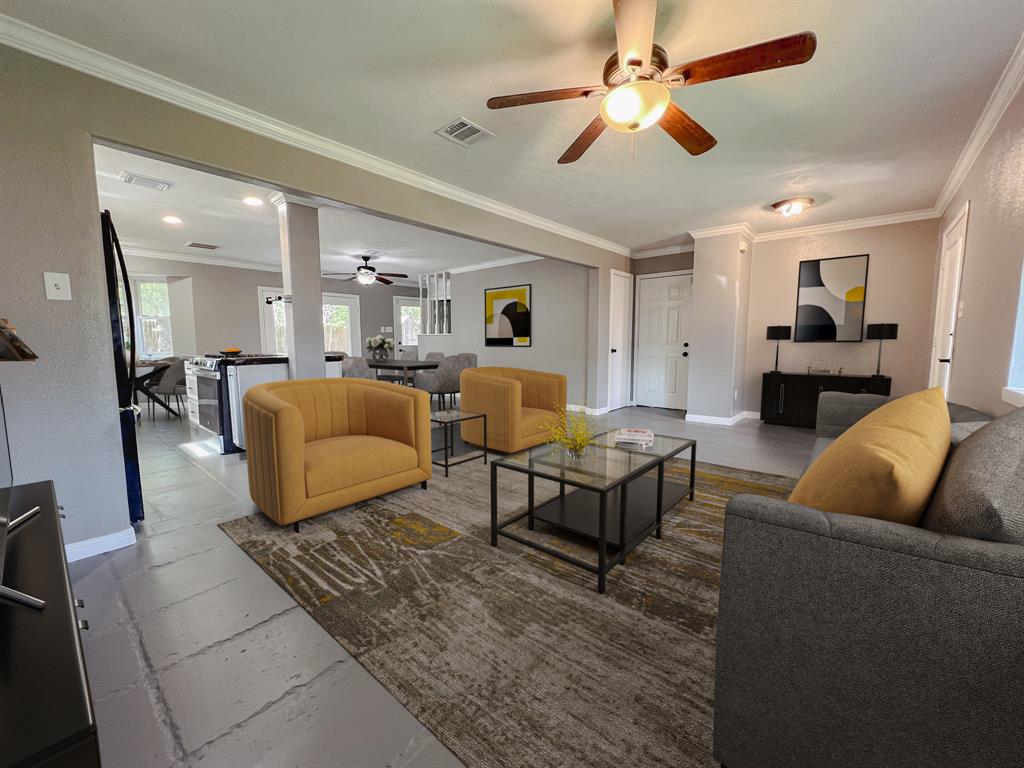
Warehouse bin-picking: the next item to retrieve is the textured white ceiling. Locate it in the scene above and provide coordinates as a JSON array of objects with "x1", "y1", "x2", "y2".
[
  {"x1": 12, "y1": 1, "x2": 1024, "y2": 250},
  {"x1": 94, "y1": 144, "x2": 526, "y2": 277}
]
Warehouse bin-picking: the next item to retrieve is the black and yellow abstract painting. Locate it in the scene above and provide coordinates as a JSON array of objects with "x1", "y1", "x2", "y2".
[
  {"x1": 484, "y1": 284, "x2": 531, "y2": 347},
  {"x1": 795, "y1": 254, "x2": 868, "y2": 342}
]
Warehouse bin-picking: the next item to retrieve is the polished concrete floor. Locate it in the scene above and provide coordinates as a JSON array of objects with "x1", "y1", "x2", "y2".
[{"x1": 70, "y1": 406, "x2": 814, "y2": 767}]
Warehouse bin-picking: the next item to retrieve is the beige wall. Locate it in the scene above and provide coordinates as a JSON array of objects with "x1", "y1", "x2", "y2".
[
  {"x1": 125, "y1": 254, "x2": 417, "y2": 356},
  {"x1": 940, "y1": 85, "x2": 1024, "y2": 417},
  {"x1": 0, "y1": 45, "x2": 624, "y2": 547},
  {"x1": 631, "y1": 252, "x2": 694, "y2": 275},
  {"x1": 418, "y1": 259, "x2": 591, "y2": 404},
  {"x1": 743, "y1": 219, "x2": 940, "y2": 412}
]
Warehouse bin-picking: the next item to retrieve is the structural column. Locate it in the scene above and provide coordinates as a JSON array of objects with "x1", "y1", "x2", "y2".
[{"x1": 270, "y1": 193, "x2": 326, "y2": 380}]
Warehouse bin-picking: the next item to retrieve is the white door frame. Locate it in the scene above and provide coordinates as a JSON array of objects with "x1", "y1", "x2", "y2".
[
  {"x1": 631, "y1": 269, "x2": 693, "y2": 403},
  {"x1": 928, "y1": 202, "x2": 969, "y2": 393},
  {"x1": 608, "y1": 269, "x2": 635, "y2": 411}
]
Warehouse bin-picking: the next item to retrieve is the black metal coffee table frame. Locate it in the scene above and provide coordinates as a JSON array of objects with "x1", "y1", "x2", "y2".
[
  {"x1": 490, "y1": 435, "x2": 696, "y2": 593},
  {"x1": 431, "y1": 411, "x2": 487, "y2": 477}
]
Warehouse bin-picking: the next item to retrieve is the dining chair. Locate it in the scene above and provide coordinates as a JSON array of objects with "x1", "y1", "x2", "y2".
[
  {"x1": 151, "y1": 358, "x2": 186, "y2": 419},
  {"x1": 424, "y1": 352, "x2": 445, "y2": 363},
  {"x1": 341, "y1": 356, "x2": 373, "y2": 379}
]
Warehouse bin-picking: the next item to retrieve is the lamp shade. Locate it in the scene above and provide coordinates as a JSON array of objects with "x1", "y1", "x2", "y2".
[
  {"x1": 766, "y1": 325, "x2": 792, "y2": 341},
  {"x1": 0, "y1": 319, "x2": 37, "y2": 362},
  {"x1": 866, "y1": 323, "x2": 899, "y2": 341}
]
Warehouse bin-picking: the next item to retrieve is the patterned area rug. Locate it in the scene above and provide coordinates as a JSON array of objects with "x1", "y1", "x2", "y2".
[{"x1": 220, "y1": 459, "x2": 795, "y2": 768}]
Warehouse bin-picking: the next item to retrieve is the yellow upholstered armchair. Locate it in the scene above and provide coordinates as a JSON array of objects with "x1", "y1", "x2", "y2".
[
  {"x1": 459, "y1": 367, "x2": 567, "y2": 453},
  {"x1": 243, "y1": 378, "x2": 431, "y2": 529}
]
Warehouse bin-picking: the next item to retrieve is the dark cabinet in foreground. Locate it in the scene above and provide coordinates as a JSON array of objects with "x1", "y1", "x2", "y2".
[{"x1": 760, "y1": 372, "x2": 892, "y2": 429}]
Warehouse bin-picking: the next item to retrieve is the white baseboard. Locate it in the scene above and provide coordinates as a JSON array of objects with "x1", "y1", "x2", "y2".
[
  {"x1": 567, "y1": 404, "x2": 613, "y2": 416},
  {"x1": 1003, "y1": 387, "x2": 1024, "y2": 408},
  {"x1": 685, "y1": 412, "x2": 746, "y2": 426},
  {"x1": 65, "y1": 526, "x2": 136, "y2": 563},
  {"x1": 739, "y1": 410, "x2": 761, "y2": 420}
]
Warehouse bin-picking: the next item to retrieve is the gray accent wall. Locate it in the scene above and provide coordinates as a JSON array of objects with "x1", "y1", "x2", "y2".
[
  {"x1": 940, "y1": 83, "x2": 1024, "y2": 417},
  {"x1": 417, "y1": 258, "x2": 591, "y2": 405},
  {"x1": 742, "y1": 219, "x2": 940, "y2": 412},
  {"x1": 123, "y1": 254, "x2": 417, "y2": 356}
]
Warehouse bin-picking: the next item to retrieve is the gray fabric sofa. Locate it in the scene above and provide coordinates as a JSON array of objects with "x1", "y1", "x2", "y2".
[{"x1": 714, "y1": 392, "x2": 1024, "y2": 768}]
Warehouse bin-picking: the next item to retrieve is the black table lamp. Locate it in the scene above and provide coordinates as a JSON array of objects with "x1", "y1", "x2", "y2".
[
  {"x1": 866, "y1": 323, "x2": 898, "y2": 376},
  {"x1": 766, "y1": 325, "x2": 791, "y2": 372}
]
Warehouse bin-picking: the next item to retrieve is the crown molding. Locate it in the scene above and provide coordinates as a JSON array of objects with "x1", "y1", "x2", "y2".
[
  {"x1": 934, "y1": 30, "x2": 1024, "y2": 215},
  {"x1": 0, "y1": 15, "x2": 630, "y2": 258},
  {"x1": 689, "y1": 223, "x2": 758, "y2": 241},
  {"x1": 122, "y1": 246, "x2": 282, "y2": 272},
  {"x1": 448, "y1": 254, "x2": 543, "y2": 274},
  {"x1": 753, "y1": 208, "x2": 940, "y2": 242},
  {"x1": 630, "y1": 244, "x2": 695, "y2": 259}
]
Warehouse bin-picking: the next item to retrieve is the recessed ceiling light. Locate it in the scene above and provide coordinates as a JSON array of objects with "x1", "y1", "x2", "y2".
[
  {"x1": 771, "y1": 197, "x2": 815, "y2": 218},
  {"x1": 242, "y1": 196, "x2": 264, "y2": 207},
  {"x1": 162, "y1": 215, "x2": 183, "y2": 225}
]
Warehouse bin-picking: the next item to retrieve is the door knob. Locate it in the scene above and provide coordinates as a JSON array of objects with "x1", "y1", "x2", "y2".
[{"x1": 611, "y1": 348, "x2": 617, "y2": 353}]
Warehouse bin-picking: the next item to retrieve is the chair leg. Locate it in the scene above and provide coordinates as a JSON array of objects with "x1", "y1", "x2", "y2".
[
  {"x1": 293, "y1": 521, "x2": 300, "y2": 533},
  {"x1": 421, "y1": 481, "x2": 428, "y2": 490}
]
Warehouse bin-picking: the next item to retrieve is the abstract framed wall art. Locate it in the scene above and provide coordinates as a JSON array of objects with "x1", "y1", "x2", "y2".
[
  {"x1": 484, "y1": 284, "x2": 531, "y2": 347},
  {"x1": 794, "y1": 254, "x2": 869, "y2": 342}
]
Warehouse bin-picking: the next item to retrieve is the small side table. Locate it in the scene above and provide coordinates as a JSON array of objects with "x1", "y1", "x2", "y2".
[{"x1": 431, "y1": 410, "x2": 487, "y2": 477}]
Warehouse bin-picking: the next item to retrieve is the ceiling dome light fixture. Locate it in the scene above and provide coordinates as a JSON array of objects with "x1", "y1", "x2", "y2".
[
  {"x1": 600, "y1": 79, "x2": 670, "y2": 133},
  {"x1": 242, "y1": 196, "x2": 264, "y2": 207},
  {"x1": 161, "y1": 215, "x2": 183, "y2": 225},
  {"x1": 356, "y1": 271, "x2": 377, "y2": 286},
  {"x1": 772, "y1": 197, "x2": 815, "y2": 218}
]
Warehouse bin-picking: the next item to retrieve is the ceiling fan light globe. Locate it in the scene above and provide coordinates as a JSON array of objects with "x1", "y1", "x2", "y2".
[
  {"x1": 356, "y1": 272, "x2": 377, "y2": 285},
  {"x1": 600, "y1": 81, "x2": 670, "y2": 133}
]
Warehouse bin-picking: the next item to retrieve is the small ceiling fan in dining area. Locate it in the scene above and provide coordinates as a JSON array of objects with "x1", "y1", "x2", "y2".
[
  {"x1": 486, "y1": 0, "x2": 817, "y2": 163},
  {"x1": 323, "y1": 255, "x2": 409, "y2": 286}
]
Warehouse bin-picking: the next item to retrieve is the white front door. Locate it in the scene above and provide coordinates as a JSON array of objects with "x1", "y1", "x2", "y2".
[
  {"x1": 929, "y1": 203, "x2": 969, "y2": 396},
  {"x1": 608, "y1": 271, "x2": 633, "y2": 411},
  {"x1": 635, "y1": 274, "x2": 691, "y2": 409}
]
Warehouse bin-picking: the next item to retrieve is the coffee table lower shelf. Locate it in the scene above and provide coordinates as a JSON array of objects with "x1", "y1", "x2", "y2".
[{"x1": 491, "y1": 454, "x2": 695, "y2": 593}]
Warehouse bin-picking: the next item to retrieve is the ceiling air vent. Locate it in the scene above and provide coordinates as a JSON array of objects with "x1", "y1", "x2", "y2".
[
  {"x1": 118, "y1": 170, "x2": 174, "y2": 192},
  {"x1": 435, "y1": 117, "x2": 493, "y2": 147},
  {"x1": 186, "y1": 241, "x2": 220, "y2": 250}
]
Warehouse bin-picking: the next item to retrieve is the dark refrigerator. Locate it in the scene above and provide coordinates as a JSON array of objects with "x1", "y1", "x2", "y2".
[{"x1": 100, "y1": 210, "x2": 145, "y2": 524}]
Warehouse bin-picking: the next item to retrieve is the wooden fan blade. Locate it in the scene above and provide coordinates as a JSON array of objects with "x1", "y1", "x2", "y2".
[
  {"x1": 487, "y1": 87, "x2": 604, "y2": 109},
  {"x1": 613, "y1": 0, "x2": 658, "y2": 72},
  {"x1": 664, "y1": 32, "x2": 817, "y2": 86},
  {"x1": 323, "y1": 272, "x2": 357, "y2": 278},
  {"x1": 557, "y1": 115, "x2": 607, "y2": 164},
  {"x1": 375, "y1": 276, "x2": 394, "y2": 286},
  {"x1": 658, "y1": 102, "x2": 716, "y2": 155},
  {"x1": 377, "y1": 272, "x2": 409, "y2": 279}
]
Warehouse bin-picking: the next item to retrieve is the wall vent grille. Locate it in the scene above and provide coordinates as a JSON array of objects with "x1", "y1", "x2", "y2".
[
  {"x1": 118, "y1": 170, "x2": 173, "y2": 191},
  {"x1": 435, "y1": 117, "x2": 493, "y2": 147}
]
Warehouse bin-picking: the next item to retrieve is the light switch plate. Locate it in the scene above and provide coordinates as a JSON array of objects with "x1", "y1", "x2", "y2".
[{"x1": 44, "y1": 272, "x2": 72, "y2": 300}]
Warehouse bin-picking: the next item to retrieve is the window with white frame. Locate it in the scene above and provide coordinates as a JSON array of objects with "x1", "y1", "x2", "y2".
[
  {"x1": 131, "y1": 277, "x2": 174, "y2": 358},
  {"x1": 394, "y1": 295, "x2": 421, "y2": 347},
  {"x1": 258, "y1": 287, "x2": 361, "y2": 356},
  {"x1": 1008, "y1": 268, "x2": 1024, "y2": 392}
]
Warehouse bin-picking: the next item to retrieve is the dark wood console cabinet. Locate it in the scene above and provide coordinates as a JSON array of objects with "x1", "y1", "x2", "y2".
[
  {"x1": 760, "y1": 372, "x2": 892, "y2": 429},
  {"x1": 1, "y1": 481, "x2": 100, "y2": 768}
]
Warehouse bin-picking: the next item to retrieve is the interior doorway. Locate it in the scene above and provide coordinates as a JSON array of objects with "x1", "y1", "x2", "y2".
[
  {"x1": 634, "y1": 272, "x2": 692, "y2": 409},
  {"x1": 608, "y1": 270, "x2": 634, "y2": 411},
  {"x1": 929, "y1": 202, "x2": 969, "y2": 396}
]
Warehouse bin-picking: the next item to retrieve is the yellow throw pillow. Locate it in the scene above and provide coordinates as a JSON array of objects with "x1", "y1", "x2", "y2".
[{"x1": 789, "y1": 387, "x2": 951, "y2": 525}]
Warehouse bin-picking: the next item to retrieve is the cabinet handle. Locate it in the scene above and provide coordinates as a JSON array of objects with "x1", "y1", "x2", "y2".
[{"x1": 778, "y1": 383, "x2": 785, "y2": 413}]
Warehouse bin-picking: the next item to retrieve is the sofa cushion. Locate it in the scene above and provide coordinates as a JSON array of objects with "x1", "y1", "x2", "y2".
[
  {"x1": 922, "y1": 407, "x2": 1024, "y2": 544},
  {"x1": 305, "y1": 435, "x2": 418, "y2": 498},
  {"x1": 789, "y1": 387, "x2": 951, "y2": 526},
  {"x1": 521, "y1": 407, "x2": 554, "y2": 437}
]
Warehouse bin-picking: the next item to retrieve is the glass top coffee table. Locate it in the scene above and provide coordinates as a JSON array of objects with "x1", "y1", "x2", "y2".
[{"x1": 490, "y1": 432, "x2": 696, "y2": 593}]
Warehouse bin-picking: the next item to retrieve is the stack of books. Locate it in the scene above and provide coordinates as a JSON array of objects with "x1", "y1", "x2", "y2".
[{"x1": 613, "y1": 428, "x2": 655, "y2": 448}]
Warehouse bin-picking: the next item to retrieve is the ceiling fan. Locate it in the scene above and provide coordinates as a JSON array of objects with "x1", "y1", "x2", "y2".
[
  {"x1": 324, "y1": 255, "x2": 408, "y2": 286},
  {"x1": 486, "y1": 0, "x2": 817, "y2": 163}
]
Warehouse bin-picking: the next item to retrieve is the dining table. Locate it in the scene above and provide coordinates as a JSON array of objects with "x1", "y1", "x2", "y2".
[
  {"x1": 134, "y1": 359, "x2": 179, "y2": 418},
  {"x1": 365, "y1": 358, "x2": 438, "y2": 386}
]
